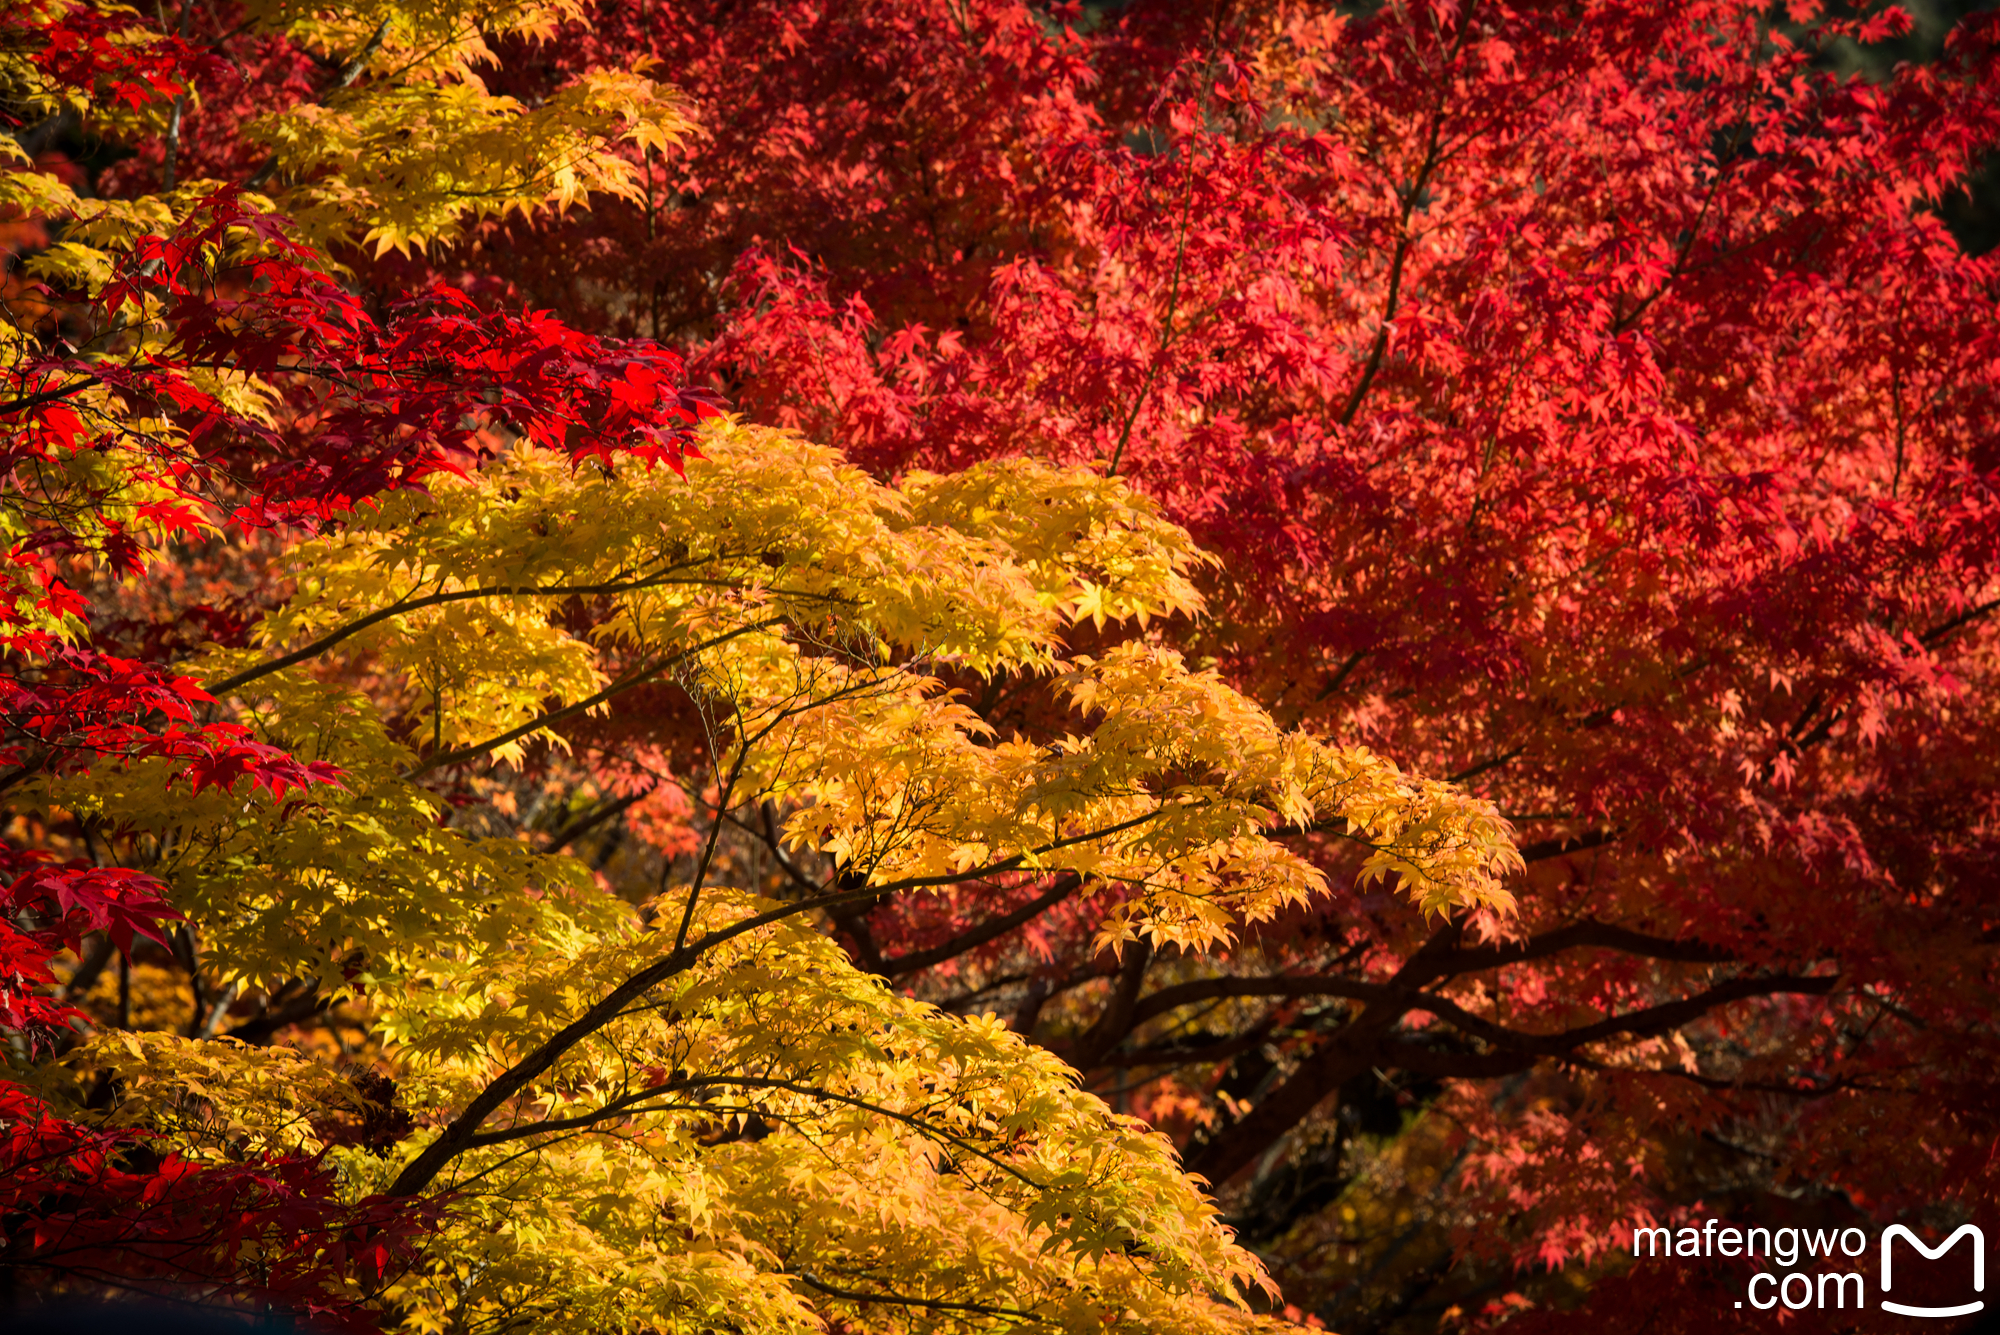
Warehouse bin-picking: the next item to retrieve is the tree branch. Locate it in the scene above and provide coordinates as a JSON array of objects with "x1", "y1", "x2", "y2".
[
  {"x1": 791, "y1": 1270, "x2": 1046, "y2": 1323},
  {"x1": 205, "y1": 566, "x2": 734, "y2": 697},
  {"x1": 383, "y1": 880, "x2": 908, "y2": 1198},
  {"x1": 1411, "y1": 917, "x2": 1734, "y2": 979},
  {"x1": 859, "y1": 809, "x2": 1165, "y2": 897},
  {"x1": 1514, "y1": 828, "x2": 1618, "y2": 863},
  {"x1": 0, "y1": 376, "x2": 101, "y2": 417},
  {"x1": 880, "y1": 873, "x2": 1083, "y2": 977},
  {"x1": 1397, "y1": 971, "x2": 1840, "y2": 1060},
  {"x1": 542, "y1": 787, "x2": 652, "y2": 853},
  {"x1": 1184, "y1": 915, "x2": 1828, "y2": 1184},
  {"x1": 449, "y1": 1073, "x2": 1050, "y2": 1193},
  {"x1": 244, "y1": 19, "x2": 391, "y2": 189},
  {"x1": 401, "y1": 618, "x2": 786, "y2": 780},
  {"x1": 1920, "y1": 596, "x2": 2000, "y2": 648},
  {"x1": 1333, "y1": 9, "x2": 1470, "y2": 429},
  {"x1": 1069, "y1": 938, "x2": 1154, "y2": 1069}
]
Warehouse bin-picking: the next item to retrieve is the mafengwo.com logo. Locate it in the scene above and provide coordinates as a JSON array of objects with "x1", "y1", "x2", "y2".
[{"x1": 1629, "y1": 1219, "x2": 1985, "y2": 1317}]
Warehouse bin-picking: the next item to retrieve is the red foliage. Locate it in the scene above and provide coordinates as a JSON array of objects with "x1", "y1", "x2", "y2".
[
  {"x1": 7, "y1": 191, "x2": 713, "y2": 533},
  {"x1": 5, "y1": 2, "x2": 222, "y2": 111},
  {"x1": 0, "y1": 649, "x2": 340, "y2": 794},
  {"x1": 0, "y1": 1084, "x2": 436, "y2": 1331}
]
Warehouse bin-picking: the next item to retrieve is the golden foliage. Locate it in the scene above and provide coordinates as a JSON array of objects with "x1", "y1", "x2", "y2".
[{"x1": 28, "y1": 425, "x2": 1518, "y2": 1332}]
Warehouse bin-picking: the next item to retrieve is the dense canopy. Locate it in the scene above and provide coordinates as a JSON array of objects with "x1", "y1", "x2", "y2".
[{"x1": 4, "y1": 0, "x2": 1999, "y2": 1332}]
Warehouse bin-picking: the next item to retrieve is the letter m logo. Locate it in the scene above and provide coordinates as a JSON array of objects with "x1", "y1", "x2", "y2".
[{"x1": 1882, "y1": 1224, "x2": 1986, "y2": 1318}]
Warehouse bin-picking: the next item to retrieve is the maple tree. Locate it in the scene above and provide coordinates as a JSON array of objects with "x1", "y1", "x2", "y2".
[
  {"x1": 0, "y1": 3, "x2": 719, "y2": 1322},
  {"x1": 352, "y1": 0, "x2": 2000, "y2": 1328},
  {"x1": 13, "y1": 0, "x2": 2000, "y2": 1330},
  {"x1": 2, "y1": 2, "x2": 1528, "y2": 1330}
]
